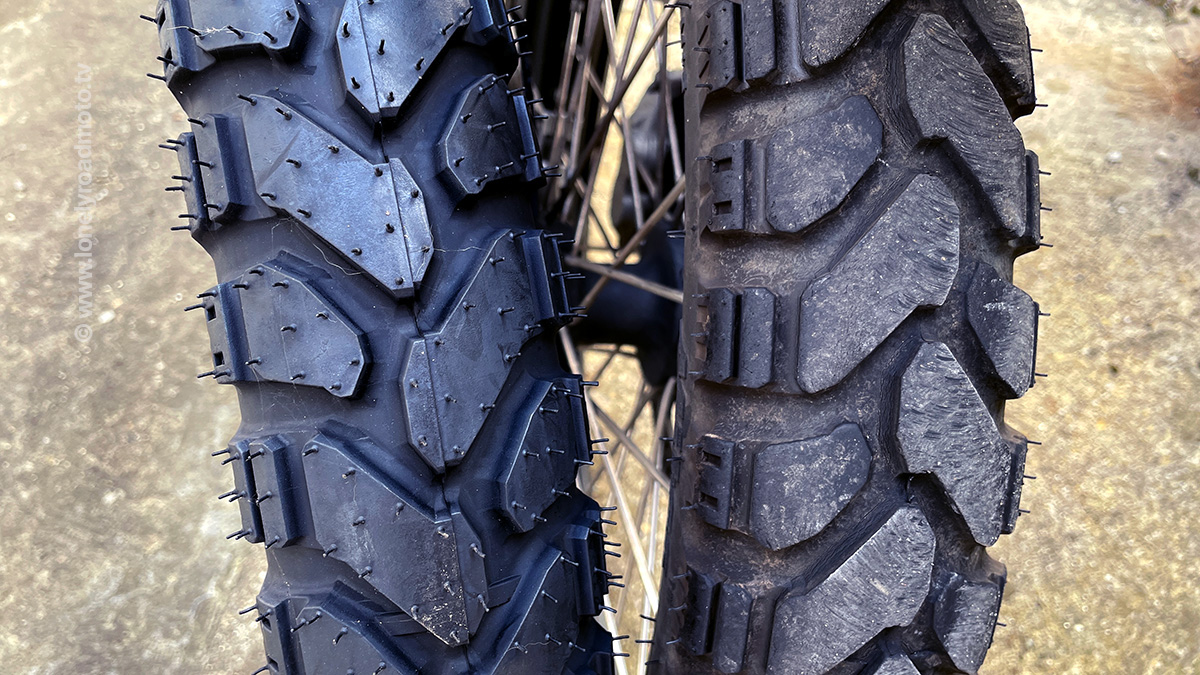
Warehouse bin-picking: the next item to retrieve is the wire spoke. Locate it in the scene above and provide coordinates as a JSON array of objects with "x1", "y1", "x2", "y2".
[
  {"x1": 565, "y1": 255, "x2": 684, "y2": 304},
  {"x1": 548, "y1": 3, "x2": 585, "y2": 197},
  {"x1": 591, "y1": 404, "x2": 669, "y2": 491},
  {"x1": 566, "y1": 4, "x2": 679, "y2": 184},
  {"x1": 590, "y1": 346, "x2": 623, "y2": 383},
  {"x1": 549, "y1": 5, "x2": 684, "y2": 671},
  {"x1": 622, "y1": 381, "x2": 654, "y2": 436},
  {"x1": 577, "y1": 176, "x2": 684, "y2": 309}
]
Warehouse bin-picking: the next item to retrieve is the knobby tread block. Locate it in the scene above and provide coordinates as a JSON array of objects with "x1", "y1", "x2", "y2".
[
  {"x1": 764, "y1": 96, "x2": 883, "y2": 233},
  {"x1": 236, "y1": 258, "x2": 368, "y2": 396},
  {"x1": 227, "y1": 440, "x2": 265, "y2": 544},
  {"x1": 493, "y1": 549, "x2": 588, "y2": 672},
  {"x1": 335, "y1": 0, "x2": 511, "y2": 121},
  {"x1": 800, "y1": 0, "x2": 892, "y2": 68},
  {"x1": 675, "y1": 568, "x2": 756, "y2": 674},
  {"x1": 152, "y1": 0, "x2": 306, "y2": 87},
  {"x1": 702, "y1": 96, "x2": 882, "y2": 235},
  {"x1": 301, "y1": 430, "x2": 484, "y2": 646},
  {"x1": 191, "y1": 113, "x2": 260, "y2": 225},
  {"x1": 797, "y1": 174, "x2": 960, "y2": 393},
  {"x1": 689, "y1": 423, "x2": 873, "y2": 553},
  {"x1": 681, "y1": 566, "x2": 720, "y2": 656},
  {"x1": 695, "y1": 435, "x2": 738, "y2": 530},
  {"x1": 493, "y1": 377, "x2": 591, "y2": 532},
  {"x1": 336, "y1": 0, "x2": 471, "y2": 121},
  {"x1": 961, "y1": 0, "x2": 1037, "y2": 114},
  {"x1": 565, "y1": 616, "x2": 617, "y2": 675},
  {"x1": 1002, "y1": 435, "x2": 1030, "y2": 535},
  {"x1": 194, "y1": 255, "x2": 368, "y2": 397},
  {"x1": 241, "y1": 96, "x2": 434, "y2": 298},
  {"x1": 168, "y1": 117, "x2": 276, "y2": 237},
  {"x1": 1021, "y1": 149, "x2": 1044, "y2": 251},
  {"x1": 967, "y1": 263, "x2": 1039, "y2": 398},
  {"x1": 437, "y1": 75, "x2": 546, "y2": 198},
  {"x1": 711, "y1": 582, "x2": 754, "y2": 674},
  {"x1": 798, "y1": 0, "x2": 1037, "y2": 109},
  {"x1": 767, "y1": 507, "x2": 935, "y2": 675},
  {"x1": 749, "y1": 423, "x2": 872, "y2": 551},
  {"x1": 867, "y1": 652, "x2": 921, "y2": 675},
  {"x1": 226, "y1": 425, "x2": 498, "y2": 648},
  {"x1": 897, "y1": 342, "x2": 1015, "y2": 547},
  {"x1": 258, "y1": 586, "x2": 438, "y2": 675},
  {"x1": 699, "y1": 286, "x2": 776, "y2": 388},
  {"x1": 171, "y1": 131, "x2": 211, "y2": 233},
  {"x1": 688, "y1": 0, "x2": 1036, "y2": 101},
  {"x1": 694, "y1": 2, "x2": 745, "y2": 94},
  {"x1": 248, "y1": 436, "x2": 307, "y2": 549},
  {"x1": 904, "y1": 14, "x2": 1027, "y2": 238},
  {"x1": 400, "y1": 231, "x2": 573, "y2": 472},
  {"x1": 701, "y1": 0, "x2": 778, "y2": 88},
  {"x1": 737, "y1": 288, "x2": 776, "y2": 388},
  {"x1": 701, "y1": 288, "x2": 738, "y2": 381},
  {"x1": 564, "y1": 515, "x2": 615, "y2": 620},
  {"x1": 255, "y1": 597, "x2": 299, "y2": 674},
  {"x1": 933, "y1": 573, "x2": 1006, "y2": 673}
]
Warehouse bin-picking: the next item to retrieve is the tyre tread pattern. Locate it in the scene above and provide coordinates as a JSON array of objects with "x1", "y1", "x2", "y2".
[
  {"x1": 659, "y1": 0, "x2": 1043, "y2": 672},
  {"x1": 153, "y1": 0, "x2": 613, "y2": 672}
]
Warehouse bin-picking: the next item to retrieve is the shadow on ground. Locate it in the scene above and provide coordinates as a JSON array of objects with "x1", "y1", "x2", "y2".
[{"x1": 0, "y1": 0, "x2": 1196, "y2": 673}]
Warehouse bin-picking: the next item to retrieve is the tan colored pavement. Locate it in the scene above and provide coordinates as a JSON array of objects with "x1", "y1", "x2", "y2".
[
  {"x1": 989, "y1": 2, "x2": 1200, "y2": 673},
  {"x1": 0, "y1": 0, "x2": 1196, "y2": 673}
]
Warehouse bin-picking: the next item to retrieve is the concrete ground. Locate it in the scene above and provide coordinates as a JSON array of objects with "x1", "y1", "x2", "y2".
[{"x1": 0, "y1": 0, "x2": 1196, "y2": 673}]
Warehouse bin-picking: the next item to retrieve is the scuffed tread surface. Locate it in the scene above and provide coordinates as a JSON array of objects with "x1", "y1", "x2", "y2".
[
  {"x1": 961, "y1": 0, "x2": 1037, "y2": 113},
  {"x1": 699, "y1": 286, "x2": 777, "y2": 388},
  {"x1": 800, "y1": 0, "x2": 892, "y2": 68},
  {"x1": 764, "y1": 96, "x2": 883, "y2": 233},
  {"x1": 867, "y1": 653, "x2": 921, "y2": 675},
  {"x1": 797, "y1": 174, "x2": 960, "y2": 393},
  {"x1": 766, "y1": 507, "x2": 936, "y2": 675},
  {"x1": 710, "y1": 583, "x2": 753, "y2": 673},
  {"x1": 749, "y1": 423, "x2": 872, "y2": 551},
  {"x1": 693, "y1": 435, "x2": 737, "y2": 530},
  {"x1": 702, "y1": 96, "x2": 882, "y2": 235},
  {"x1": 1021, "y1": 150, "x2": 1044, "y2": 251},
  {"x1": 934, "y1": 574, "x2": 1005, "y2": 673},
  {"x1": 677, "y1": 567, "x2": 755, "y2": 673},
  {"x1": 301, "y1": 431, "x2": 479, "y2": 646},
  {"x1": 968, "y1": 263, "x2": 1039, "y2": 398},
  {"x1": 904, "y1": 14, "x2": 1027, "y2": 237},
  {"x1": 898, "y1": 342, "x2": 1015, "y2": 546}
]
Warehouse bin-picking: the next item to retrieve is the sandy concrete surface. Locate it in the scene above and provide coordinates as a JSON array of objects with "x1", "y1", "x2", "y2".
[
  {"x1": 0, "y1": 0, "x2": 1196, "y2": 673},
  {"x1": 988, "y1": 2, "x2": 1200, "y2": 673}
]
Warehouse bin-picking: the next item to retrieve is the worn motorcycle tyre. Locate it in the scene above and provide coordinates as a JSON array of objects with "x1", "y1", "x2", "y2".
[{"x1": 656, "y1": 2, "x2": 1044, "y2": 674}]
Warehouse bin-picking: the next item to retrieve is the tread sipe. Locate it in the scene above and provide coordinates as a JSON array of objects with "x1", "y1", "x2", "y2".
[
  {"x1": 150, "y1": 0, "x2": 614, "y2": 673},
  {"x1": 656, "y1": 1, "x2": 1043, "y2": 673}
]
